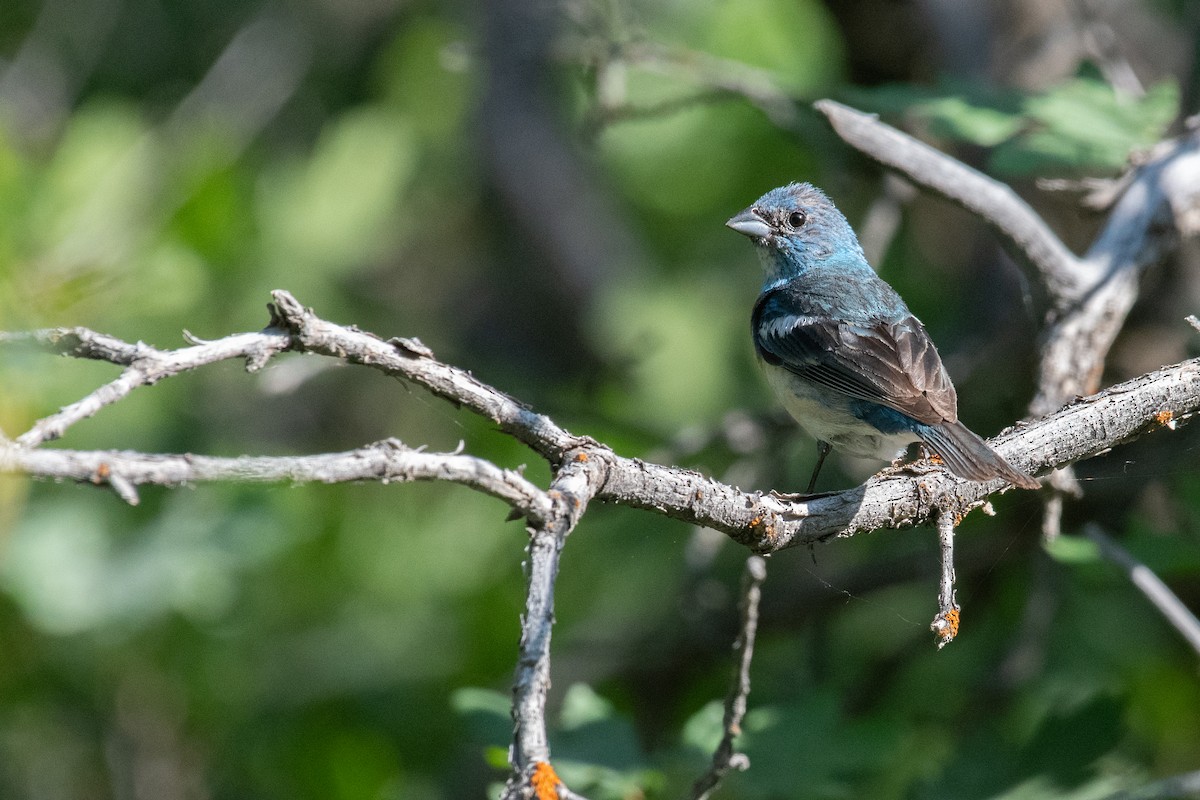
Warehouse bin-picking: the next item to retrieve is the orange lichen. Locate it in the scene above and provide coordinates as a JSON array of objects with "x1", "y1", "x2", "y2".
[
  {"x1": 931, "y1": 608, "x2": 960, "y2": 648},
  {"x1": 942, "y1": 608, "x2": 960, "y2": 638},
  {"x1": 748, "y1": 515, "x2": 776, "y2": 540},
  {"x1": 574, "y1": 452, "x2": 589, "y2": 462},
  {"x1": 531, "y1": 761, "x2": 563, "y2": 800},
  {"x1": 1155, "y1": 410, "x2": 1177, "y2": 430}
]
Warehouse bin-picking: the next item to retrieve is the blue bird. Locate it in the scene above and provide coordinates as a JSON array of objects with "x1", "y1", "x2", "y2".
[{"x1": 727, "y1": 182, "x2": 1039, "y2": 493}]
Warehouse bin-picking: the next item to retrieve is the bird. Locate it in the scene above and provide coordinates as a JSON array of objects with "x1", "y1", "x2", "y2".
[{"x1": 726, "y1": 182, "x2": 1039, "y2": 493}]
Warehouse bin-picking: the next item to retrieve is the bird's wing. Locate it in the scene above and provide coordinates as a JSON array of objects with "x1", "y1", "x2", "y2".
[{"x1": 753, "y1": 296, "x2": 959, "y2": 426}]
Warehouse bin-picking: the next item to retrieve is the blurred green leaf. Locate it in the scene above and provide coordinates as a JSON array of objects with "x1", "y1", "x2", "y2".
[
  {"x1": 376, "y1": 18, "x2": 473, "y2": 141},
  {"x1": 851, "y1": 75, "x2": 1179, "y2": 176},
  {"x1": 993, "y1": 77, "x2": 1178, "y2": 174},
  {"x1": 554, "y1": 760, "x2": 665, "y2": 800},
  {"x1": 257, "y1": 107, "x2": 418, "y2": 278},
  {"x1": 681, "y1": 699, "x2": 724, "y2": 754},
  {"x1": 922, "y1": 95, "x2": 1024, "y2": 146},
  {"x1": 451, "y1": 687, "x2": 513, "y2": 751},
  {"x1": 587, "y1": 275, "x2": 744, "y2": 429},
  {"x1": 561, "y1": 683, "x2": 618, "y2": 730},
  {"x1": 1044, "y1": 535, "x2": 1102, "y2": 565},
  {"x1": 484, "y1": 746, "x2": 509, "y2": 770},
  {"x1": 1020, "y1": 695, "x2": 1125, "y2": 785},
  {"x1": 703, "y1": 0, "x2": 844, "y2": 93},
  {"x1": 451, "y1": 687, "x2": 511, "y2": 717}
]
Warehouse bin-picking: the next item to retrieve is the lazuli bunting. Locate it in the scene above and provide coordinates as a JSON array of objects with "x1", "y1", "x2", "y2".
[{"x1": 727, "y1": 182, "x2": 1039, "y2": 492}]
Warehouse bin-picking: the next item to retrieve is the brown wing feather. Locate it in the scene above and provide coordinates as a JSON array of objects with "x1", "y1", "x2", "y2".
[
  {"x1": 753, "y1": 291, "x2": 961, "y2": 426},
  {"x1": 832, "y1": 316, "x2": 958, "y2": 425}
]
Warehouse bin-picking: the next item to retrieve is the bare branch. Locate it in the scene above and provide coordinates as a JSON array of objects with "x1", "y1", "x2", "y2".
[
  {"x1": 1084, "y1": 525, "x2": 1200, "y2": 658},
  {"x1": 0, "y1": 438, "x2": 553, "y2": 522},
  {"x1": 504, "y1": 455, "x2": 598, "y2": 800},
  {"x1": 9, "y1": 328, "x2": 291, "y2": 447},
  {"x1": 6, "y1": 297, "x2": 1199, "y2": 554},
  {"x1": 931, "y1": 512, "x2": 961, "y2": 649},
  {"x1": 691, "y1": 555, "x2": 767, "y2": 800},
  {"x1": 0, "y1": 327, "x2": 146, "y2": 364}
]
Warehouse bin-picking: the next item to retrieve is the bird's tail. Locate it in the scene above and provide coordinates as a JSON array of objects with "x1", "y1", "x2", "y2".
[{"x1": 918, "y1": 420, "x2": 1040, "y2": 490}]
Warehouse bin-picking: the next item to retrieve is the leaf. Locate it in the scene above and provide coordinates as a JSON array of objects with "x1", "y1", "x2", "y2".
[
  {"x1": 560, "y1": 683, "x2": 617, "y2": 730},
  {"x1": 848, "y1": 74, "x2": 1180, "y2": 176},
  {"x1": 991, "y1": 78, "x2": 1179, "y2": 175},
  {"x1": 1044, "y1": 535, "x2": 1102, "y2": 565},
  {"x1": 451, "y1": 686, "x2": 511, "y2": 717},
  {"x1": 681, "y1": 700, "x2": 725, "y2": 754},
  {"x1": 844, "y1": 78, "x2": 1024, "y2": 147},
  {"x1": 922, "y1": 95, "x2": 1024, "y2": 146},
  {"x1": 703, "y1": 0, "x2": 844, "y2": 93}
]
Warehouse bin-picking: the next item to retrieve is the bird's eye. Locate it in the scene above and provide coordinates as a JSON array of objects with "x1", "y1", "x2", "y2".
[{"x1": 787, "y1": 211, "x2": 807, "y2": 229}]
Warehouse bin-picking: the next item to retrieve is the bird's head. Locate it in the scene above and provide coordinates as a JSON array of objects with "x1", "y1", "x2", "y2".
[{"x1": 726, "y1": 182, "x2": 867, "y2": 288}]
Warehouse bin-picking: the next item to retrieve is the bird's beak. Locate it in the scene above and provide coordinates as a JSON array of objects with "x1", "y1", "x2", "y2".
[{"x1": 725, "y1": 208, "x2": 772, "y2": 240}]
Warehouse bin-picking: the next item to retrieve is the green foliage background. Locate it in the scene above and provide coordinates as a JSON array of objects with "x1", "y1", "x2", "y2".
[{"x1": 1, "y1": 1, "x2": 1199, "y2": 798}]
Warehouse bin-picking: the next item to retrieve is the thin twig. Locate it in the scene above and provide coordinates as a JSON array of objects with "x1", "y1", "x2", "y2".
[
  {"x1": 581, "y1": 88, "x2": 733, "y2": 141},
  {"x1": 1041, "y1": 492, "x2": 1065, "y2": 541},
  {"x1": 931, "y1": 512, "x2": 960, "y2": 648},
  {"x1": 11, "y1": 329, "x2": 292, "y2": 447},
  {"x1": 0, "y1": 327, "x2": 146, "y2": 364},
  {"x1": 691, "y1": 555, "x2": 767, "y2": 800},
  {"x1": 0, "y1": 438, "x2": 554, "y2": 521},
  {"x1": 503, "y1": 454, "x2": 598, "y2": 800},
  {"x1": 1084, "y1": 525, "x2": 1200, "y2": 657}
]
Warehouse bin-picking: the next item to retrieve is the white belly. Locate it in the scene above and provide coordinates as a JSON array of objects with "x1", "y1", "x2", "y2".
[{"x1": 762, "y1": 363, "x2": 918, "y2": 462}]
